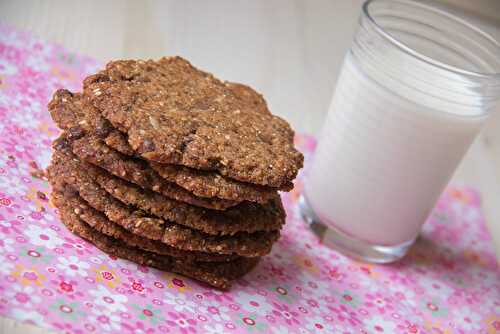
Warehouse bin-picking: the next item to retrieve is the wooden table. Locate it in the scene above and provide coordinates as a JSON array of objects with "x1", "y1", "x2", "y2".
[{"x1": 1, "y1": 1, "x2": 499, "y2": 333}]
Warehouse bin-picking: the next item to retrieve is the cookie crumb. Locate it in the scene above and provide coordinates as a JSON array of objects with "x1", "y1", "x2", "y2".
[
  {"x1": 36, "y1": 191, "x2": 48, "y2": 201},
  {"x1": 31, "y1": 169, "x2": 47, "y2": 180}
]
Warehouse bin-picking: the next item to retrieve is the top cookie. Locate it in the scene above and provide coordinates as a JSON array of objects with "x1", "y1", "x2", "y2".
[
  {"x1": 48, "y1": 89, "x2": 289, "y2": 204},
  {"x1": 83, "y1": 57, "x2": 303, "y2": 187}
]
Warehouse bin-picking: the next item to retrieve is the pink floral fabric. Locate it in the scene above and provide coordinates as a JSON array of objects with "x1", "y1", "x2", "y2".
[{"x1": 0, "y1": 23, "x2": 498, "y2": 334}]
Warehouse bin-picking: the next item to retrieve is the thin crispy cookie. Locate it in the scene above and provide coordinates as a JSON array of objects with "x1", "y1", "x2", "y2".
[
  {"x1": 48, "y1": 89, "x2": 289, "y2": 203},
  {"x1": 83, "y1": 57, "x2": 303, "y2": 187},
  {"x1": 71, "y1": 134, "x2": 239, "y2": 210},
  {"x1": 51, "y1": 136, "x2": 285, "y2": 235},
  {"x1": 57, "y1": 204, "x2": 259, "y2": 289},
  {"x1": 52, "y1": 189, "x2": 237, "y2": 262},
  {"x1": 48, "y1": 140, "x2": 280, "y2": 257}
]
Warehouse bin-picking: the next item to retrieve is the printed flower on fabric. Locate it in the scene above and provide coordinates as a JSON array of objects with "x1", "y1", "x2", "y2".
[
  {"x1": 25, "y1": 224, "x2": 63, "y2": 249},
  {"x1": 20, "y1": 246, "x2": 54, "y2": 265},
  {"x1": 304, "y1": 315, "x2": 331, "y2": 333},
  {"x1": 0, "y1": 216, "x2": 22, "y2": 235},
  {"x1": 357, "y1": 271, "x2": 384, "y2": 293},
  {"x1": 423, "y1": 319, "x2": 452, "y2": 334},
  {"x1": 0, "y1": 237, "x2": 15, "y2": 252},
  {"x1": 271, "y1": 325, "x2": 299, "y2": 334},
  {"x1": 271, "y1": 302, "x2": 301, "y2": 326},
  {"x1": 122, "y1": 320, "x2": 155, "y2": 334},
  {"x1": 292, "y1": 254, "x2": 320, "y2": 276},
  {"x1": 10, "y1": 100, "x2": 43, "y2": 128},
  {"x1": 24, "y1": 53, "x2": 51, "y2": 72},
  {"x1": 51, "y1": 277, "x2": 83, "y2": 300},
  {"x1": 422, "y1": 298, "x2": 448, "y2": 318},
  {"x1": 87, "y1": 308, "x2": 122, "y2": 332},
  {"x1": 0, "y1": 174, "x2": 29, "y2": 198},
  {"x1": 10, "y1": 309, "x2": 48, "y2": 328},
  {"x1": 337, "y1": 290, "x2": 361, "y2": 308},
  {"x1": 0, "y1": 58, "x2": 18, "y2": 76},
  {"x1": 11, "y1": 264, "x2": 45, "y2": 286},
  {"x1": 328, "y1": 304, "x2": 362, "y2": 327},
  {"x1": 163, "y1": 291, "x2": 197, "y2": 313},
  {"x1": 0, "y1": 135, "x2": 35, "y2": 161},
  {"x1": 132, "y1": 303, "x2": 165, "y2": 325},
  {"x1": 387, "y1": 283, "x2": 417, "y2": 307},
  {"x1": 56, "y1": 255, "x2": 90, "y2": 277},
  {"x1": 49, "y1": 298, "x2": 86, "y2": 321},
  {"x1": 417, "y1": 276, "x2": 454, "y2": 298},
  {"x1": 4, "y1": 284, "x2": 41, "y2": 308},
  {"x1": 485, "y1": 314, "x2": 500, "y2": 334},
  {"x1": 203, "y1": 289, "x2": 234, "y2": 303},
  {"x1": 121, "y1": 277, "x2": 152, "y2": 297},
  {"x1": 238, "y1": 313, "x2": 268, "y2": 332},
  {"x1": 20, "y1": 205, "x2": 50, "y2": 224},
  {"x1": 93, "y1": 253, "x2": 121, "y2": 268},
  {"x1": 235, "y1": 291, "x2": 273, "y2": 316},
  {"x1": 298, "y1": 271, "x2": 330, "y2": 299},
  {"x1": 364, "y1": 292, "x2": 394, "y2": 314},
  {"x1": 118, "y1": 259, "x2": 150, "y2": 277},
  {"x1": 0, "y1": 259, "x2": 14, "y2": 274},
  {"x1": 203, "y1": 303, "x2": 231, "y2": 323},
  {"x1": 62, "y1": 236, "x2": 93, "y2": 256},
  {"x1": 89, "y1": 285, "x2": 128, "y2": 313},
  {"x1": 363, "y1": 315, "x2": 398, "y2": 333},
  {"x1": 166, "y1": 311, "x2": 197, "y2": 334},
  {"x1": 0, "y1": 194, "x2": 16, "y2": 215},
  {"x1": 165, "y1": 275, "x2": 191, "y2": 292},
  {"x1": 204, "y1": 323, "x2": 230, "y2": 334},
  {"x1": 453, "y1": 306, "x2": 482, "y2": 332},
  {"x1": 92, "y1": 264, "x2": 121, "y2": 288},
  {"x1": 271, "y1": 285, "x2": 299, "y2": 304}
]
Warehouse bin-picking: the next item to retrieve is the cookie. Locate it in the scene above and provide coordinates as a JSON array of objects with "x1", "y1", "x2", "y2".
[
  {"x1": 149, "y1": 162, "x2": 292, "y2": 202},
  {"x1": 103, "y1": 129, "x2": 136, "y2": 155},
  {"x1": 95, "y1": 168, "x2": 285, "y2": 235},
  {"x1": 71, "y1": 134, "x2": 239, "y2": 210},
  {"x1": 52, "y1": 189, "x2": 236, "y2": 262},
  {"x1": 48, "y1": 89, "x2": 288, "y2": 203},
  {"x1": 51, "y1": 136, "x2": 285, "y2": 235},
  {"x1": 224, "y1": 82, "x2": 270, "y2": 115},
  {"x1": 55, "y1": 180, "x2": 278, "y2": 257},
  {"x1": 57, "y1": 205, "x2": 259, "y2": 289},
  {"x1": 82, "y1": 57, "x2": 303, "y2": 187},
  {"x1": 48, "y1": 142, "x2": 280, "y2": 257}
]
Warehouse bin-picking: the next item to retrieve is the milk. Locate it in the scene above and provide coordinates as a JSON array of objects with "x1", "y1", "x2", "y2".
[{"x1": 304, "y1": 52, "x2": 486, "y2": 246}]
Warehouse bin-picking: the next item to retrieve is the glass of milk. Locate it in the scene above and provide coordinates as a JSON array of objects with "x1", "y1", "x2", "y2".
[{"x1": 300, "y1": 0, "x2": 500, "y2": 263}]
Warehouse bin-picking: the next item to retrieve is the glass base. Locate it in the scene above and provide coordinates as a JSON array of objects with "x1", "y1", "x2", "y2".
[{"x1": 299, "y1": 195, "x2": 415, "y2": 263}]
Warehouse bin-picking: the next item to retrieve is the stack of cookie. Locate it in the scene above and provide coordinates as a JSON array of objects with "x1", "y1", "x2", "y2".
[{"x1": 47, "y1": 57, "x2": 303, "y2": 289}]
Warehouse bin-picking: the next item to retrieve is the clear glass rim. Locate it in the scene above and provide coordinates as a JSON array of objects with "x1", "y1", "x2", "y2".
[{"x1": 362, "y1": 0, "x2": 500, "y2": 79}]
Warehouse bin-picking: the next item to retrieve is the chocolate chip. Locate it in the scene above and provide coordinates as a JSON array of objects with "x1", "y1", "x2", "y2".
[
  {"x1": 68, "y1": 126, "x2": 85, "y2": 139},
  {"x1": 56, "y1": 89, "x2": 73, "y2": 99},
  {"x1": 53, "y1": 138, "x2": 70, "y2": 150},
  {"x1": 37, "y1": 191, "x2": 48, "y2": 201},
  {"x1": 140, "y1": 139, "x2": 155, "y2": 153},
  {"x1": 30, "y1": 169, "x2": 47, "y2": 180},
  {"x1": 95, "y1": 118, "x2": 111, "y2": 137}
]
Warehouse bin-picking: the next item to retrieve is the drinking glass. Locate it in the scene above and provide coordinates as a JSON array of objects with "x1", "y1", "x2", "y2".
[{"x1": 300, "y1": 0, "x2": 500, "y2": 263}]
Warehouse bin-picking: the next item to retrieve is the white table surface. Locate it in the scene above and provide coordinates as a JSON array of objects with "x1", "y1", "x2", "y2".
[{"x1": 1, "y1": 1, "x2": 500, "y2": 333}]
